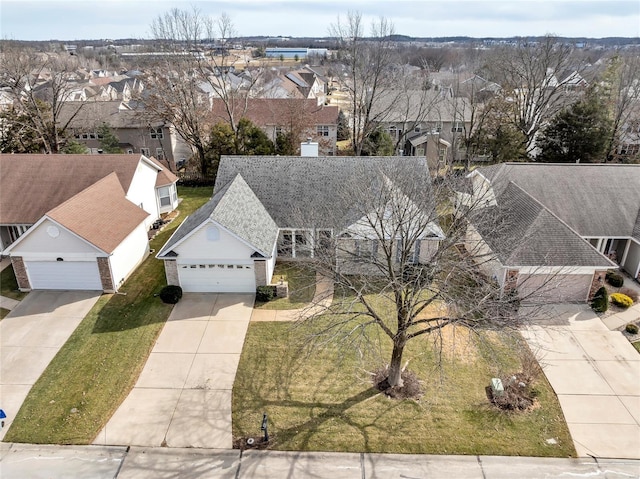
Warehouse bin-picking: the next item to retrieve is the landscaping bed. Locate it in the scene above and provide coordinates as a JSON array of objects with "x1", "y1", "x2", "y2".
[{"x1": 254, "y1": 262, "x2": 316, "y2": 310}]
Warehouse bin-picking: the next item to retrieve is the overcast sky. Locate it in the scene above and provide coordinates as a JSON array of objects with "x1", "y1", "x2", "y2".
[{"x1": 1, "y1": 0, "x2": 638, "y2": 41}]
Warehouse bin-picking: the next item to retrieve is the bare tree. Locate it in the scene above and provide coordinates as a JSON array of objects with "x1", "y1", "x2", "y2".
[
  {"x1": 599, "y1": 54, "x2": 640, "y2": 161},
  {"x1": 330, "y1": 12, "x2": 397, "y2": 155},
  {"x1": 0, "y1": 43, "x2": 86, "y2": 153},
  {"x1": 297, "y1": 160, "x2": 528, "y2": 389},
  {"x1": 483, "y1": 36, "x2": 583, "y2": 156},
  {"x1": 142, "y1": 7, "x2": 262, "y2": 175}
]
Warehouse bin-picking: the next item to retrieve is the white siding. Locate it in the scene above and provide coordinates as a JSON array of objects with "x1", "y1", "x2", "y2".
[
  {"x1": 9, "y1": 219, "x2": 101, "y2": 259},
  {"x1": 126, "y1": 159, "x2": 160, "y2": 228},
  {"x1": 108, "y1": 222, "x2": 149, "y2": 289},
  {"x1": 173, "y1": 221, "x2": 256, "y2": 260}
]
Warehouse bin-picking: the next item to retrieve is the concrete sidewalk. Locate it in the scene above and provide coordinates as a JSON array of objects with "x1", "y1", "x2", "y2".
[
  {"x1": 251, "y1": 272, "x2": 334, "y2": 322},
  {"x1": 0, "y1": 291, "x2": 101, "y2": 440},
  {"x1": 2, "y1": 443, "x2": 640, "y2": 479},
  {"x1": 94, "y1": 293, "x2": 254, "y2": 449},
  {"x1": 0, "y1": 295, "x2": 19, "y2": 311},
  {"x1": 521, "y1": 303, "x2": 640, "y2": 459}
]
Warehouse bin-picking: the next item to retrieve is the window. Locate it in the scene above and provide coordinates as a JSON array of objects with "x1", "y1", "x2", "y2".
[
  {"x1": 619, "y1": 143, "x2": 639, "y2": 156},
  {"x1": 317, "y1": 125, "x2": 329, "y2": 137},
  {"x1": 156, "y1": 148, "x2": 165, "y2": 161},
  {"x1": 451, "y1": 121, "x2": 463, "y2": 133},
  {"x1": 158, "y1": 185, "x2": 177, "y2": 207},
  {"x1": 438, "y1": 146, "x2": 447, "y2": 162},
  {"x1": 355, "y1": 239, "x2": 378, "y2": 260},
  {"x1": 388, "y1": 125, "x2": 397, "y2": 138},
  {"x1": 140, "y1": 147, "x2": 150, "y2": 156},
  {"x1": 414, "y1": 126, "x2": 421, "y2": 133},
  {"x1": 150, "y1": 127, "x2": 163, "y2": 139},
  {"x1": 126, "y1": 148, "x2": 134, "y2": 154},
  {"x1": 432, "y1": 121, "x2": 442, "y2": 133},
  {"x1": 275, "y1": 126, "x2": 283, "y2": 136},
  {"x1": 7, "y1": 225, "x2": 31, "y2": 243},
  {"x1": 206, "y1": 225, "x2": 220, "y2": 241}
]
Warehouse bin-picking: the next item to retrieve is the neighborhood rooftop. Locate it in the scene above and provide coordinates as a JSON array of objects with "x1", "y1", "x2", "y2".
[{"x1": 474, "y1": 163, "x2": 640, "y2": 240}]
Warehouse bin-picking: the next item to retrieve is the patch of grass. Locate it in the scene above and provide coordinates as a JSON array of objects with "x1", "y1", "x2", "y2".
[
  {"x1": 0, "y1": 307, "x2": 10, "y2": 319},
  {"x1": 4, "y1": 187, "x2": 211, "y2": 444},
  {"x1": 233, "y1": 318, "x2": 575, "y2": 457},
  {"x1": 255, "y1": 263, "x2": 316, "y2": 310},
  {"x1": 0, "y1": 264, "x2": 28, "y2": 300},
  {"x1": 633, "y1": 342, "x2": 640, "y2": 354}
]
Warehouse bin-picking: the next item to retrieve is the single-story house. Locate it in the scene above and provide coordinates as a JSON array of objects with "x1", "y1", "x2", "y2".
[
  {"x1": 459, "y1": 163, "x2": 640, "y2": 303},
  {"x1": 0, "y1": 154, "x2": 179, "y2": 291},
  {"x1": 157, "y1": 156, "x2": 444, "y2": 293}
]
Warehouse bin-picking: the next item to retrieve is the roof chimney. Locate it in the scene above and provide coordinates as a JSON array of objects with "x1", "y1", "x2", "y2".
[{"x1": 300, "y1": 139, "x2": 319, "y2": 157}]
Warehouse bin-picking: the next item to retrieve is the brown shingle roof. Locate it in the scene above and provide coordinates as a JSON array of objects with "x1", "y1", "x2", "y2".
[
  {"x1": 210, "y1": 99, "x2": 338, "y2": 127},
  {"x1": 47, "y1": 172, "x2": 149, "y2": 253},
  {"x1": 0, "y1": 154, "x2": 154, "y2": 224},
  {"x1": 147, "y1": 156, "x2": 179, "y2": 187}
]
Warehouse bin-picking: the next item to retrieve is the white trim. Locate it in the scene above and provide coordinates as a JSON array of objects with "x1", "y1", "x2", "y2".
[{"x1": 514, "y1": 266, "x2": 609, "y2": 275}]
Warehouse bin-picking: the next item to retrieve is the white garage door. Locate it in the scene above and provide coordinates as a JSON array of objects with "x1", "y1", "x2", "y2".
[
  {"x1": 517, "y1": 274, "x2": 592, "y2": 303},
  {"x1": 178, "y1": 262, "x2": 256, "y2": 293},
  {"x1": 26, "y1": 260, "x2": 103, "y2": 290}
]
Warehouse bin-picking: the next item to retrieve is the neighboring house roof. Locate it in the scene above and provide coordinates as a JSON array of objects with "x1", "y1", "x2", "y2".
[
  {"x1": 215, "y1": 156, "x2": 433, "y2": 230},
  {"x1": 46, "y1": 172, "x2": 149, "y2": 253},
  {"x1": 57, "y1": 101, "x2": 164, "y2": 129},
  {"x1": 472, "y1": 182, "x2": 614, "y2": 268},
  {"x1": 0, "y1": 154, "x2": 165, "y2": 224},
  {"x1": 158, "y1": 174, "x2": 279, "y2": 258},
  {"x1": 369, "y1": 90, "x2": 472, "y2": 124},
  {"x1": 210, "y1": 98, "x2": 338, "y2": 127},
  {"x1": 475, "y1": 163, "x2": 640, "y2": 240}
]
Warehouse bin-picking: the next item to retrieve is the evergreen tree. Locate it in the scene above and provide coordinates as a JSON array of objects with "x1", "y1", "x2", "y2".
[
  {"x1": 275, "y1": 131, "x2": 296, "y2": 155},
  {"x1": 537, "y1": 93, "x2": 612, "y2": 163},
  {"x1": 337, "y1": 110, "x2": 350, "y2": 141},
  {"x1": 97, "y1": 123, "x2": 123, "y2": 153}
]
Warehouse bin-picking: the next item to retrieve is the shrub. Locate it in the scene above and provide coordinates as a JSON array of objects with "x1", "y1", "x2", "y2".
[
  {"x1": 256, "y1": 285, "x2": 276, "y2": 302},
  {"x1": 625, "y1": 323, "x2": 639, "y2": 335},
  {"x1": 611, "y1": 293, "x2": 633, "y2": 309},
  {"x1": 605, "y1": 271, "x2": 624, "y2": 288},
  {"x1": 159, "y1": 285, "x2": 183, "y2": 304},
  {"x1": 591, "y1": 286, "x2": 608, "y2": 313},
  {"x1": 619, "y1": 287, "x2": 639, "y2": 303}
]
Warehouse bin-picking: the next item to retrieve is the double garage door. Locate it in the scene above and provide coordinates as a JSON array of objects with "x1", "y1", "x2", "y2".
[
  {"x1": 178, "y1": 262, "x2": 256, "y2": 293},
  {"x1": 517, "y1": 274, "x2": 593, "y2": 303},
  {"x1": 25, "y1": 260, "x2": 103, "y2": 290}
]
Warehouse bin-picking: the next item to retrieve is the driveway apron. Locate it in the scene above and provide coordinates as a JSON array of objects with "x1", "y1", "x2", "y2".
[
  {"x1": 94, "y1": 293, "x2": 254, "y2": 449},
  {"x1": 0, "y1": 291, "x2": 101, "y2": 441},
  {"x1": 521, "y1": 304, "x2": 640, "y2": 459}
]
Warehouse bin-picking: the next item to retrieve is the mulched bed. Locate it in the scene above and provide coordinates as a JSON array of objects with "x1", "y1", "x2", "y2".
[{"x1": 373, "y1": 368, "x2": 423, "y2": 399}]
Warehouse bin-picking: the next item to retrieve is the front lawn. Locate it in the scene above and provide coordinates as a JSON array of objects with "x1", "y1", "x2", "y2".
[
  {"x1": 254, "y1": 262, "x2": 316, "y2": 310},
  {"x1": 233, "y1": 319, "x2": 575, "y2": 457},
  {"x1": 0, "y1": 264, "x2": 28, "y2": 300},
  {"x1": 0, "y1": 307, "x2": 10, "y2": 319},
  {"x1": 4, "y1": 187, "x2": 212, "y2": 444}
]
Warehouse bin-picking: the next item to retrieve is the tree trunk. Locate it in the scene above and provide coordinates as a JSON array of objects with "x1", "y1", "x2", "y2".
[{"x1": 387, "y1": 339, "x2": 406, "y2": 388}]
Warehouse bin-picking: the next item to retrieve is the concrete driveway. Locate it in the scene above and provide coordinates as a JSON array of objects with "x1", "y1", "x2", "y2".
[
  {"x1": 94, "y1": 293, "x2": 254, "y2": 449},
  {"x1": 521, "y1": 303, "x2": 640, "y2": 459},
  {"x1": 0, "y1": 290, "x2": 101, "y2": 440}
]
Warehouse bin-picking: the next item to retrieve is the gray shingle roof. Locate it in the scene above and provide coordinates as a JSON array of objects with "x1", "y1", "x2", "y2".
[
  {"x1": 475, "y1": 163, "x2": 640, "y2": 239},
  {"x1": 157, "y1": 174, "x2": 279, "y2": 258},
  {"x1": 215, "y1": 156, "x2": 433, "y2": 230},
  {"x1": 473, "y1": 182, "x2": 614, "y2": 268}
]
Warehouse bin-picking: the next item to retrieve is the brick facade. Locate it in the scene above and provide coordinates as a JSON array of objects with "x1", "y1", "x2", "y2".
[
  {"x1": 165, "y1": 259, "x2": 179, "y2": 286},
  {"x1": 254, "y1": 260, "x2": 267, "y2": 287},
  {"x1": 11, "y1": 256, "x2": 31, "y2": 291},
  {"x1": 97, "y1": 257, "x2": 114, "y2": 292},
  {"x1": 504, "y1": 269, "x2": 519, "y2": 295},
  {"x1": 588, "y1": 269, "x2": 609, "y2": 300}
]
